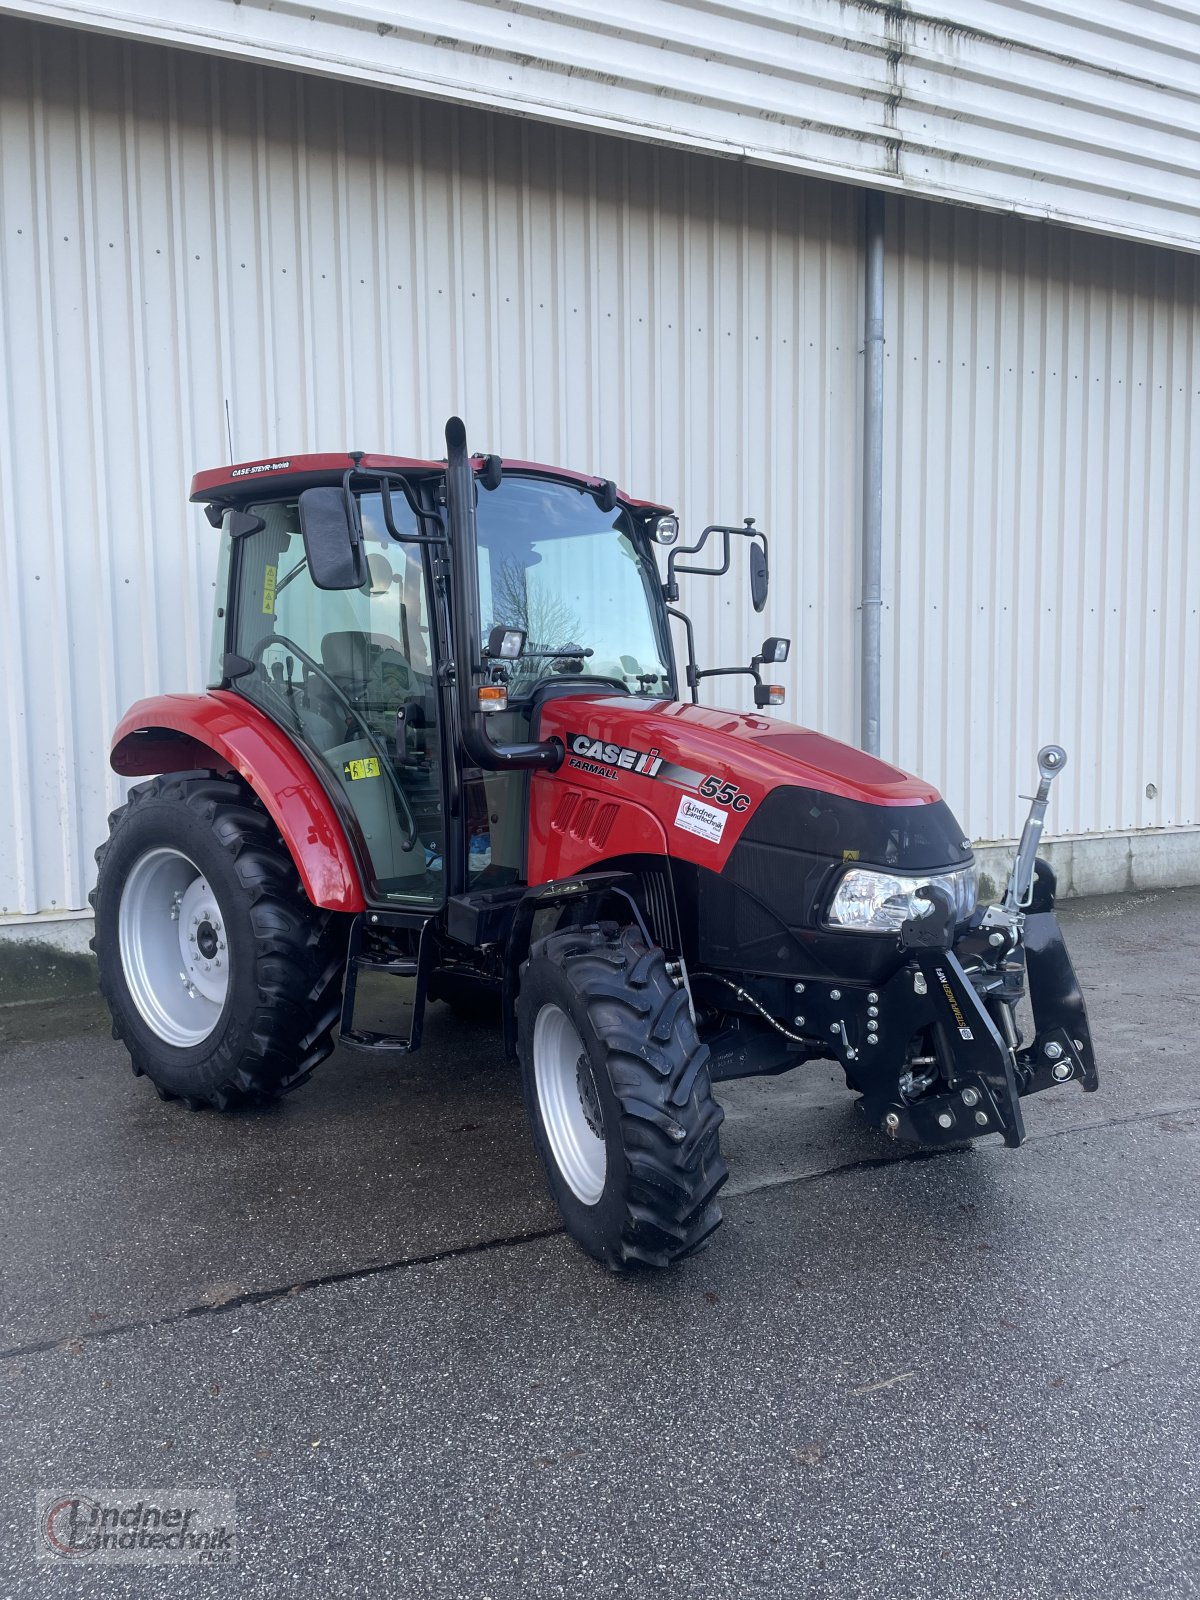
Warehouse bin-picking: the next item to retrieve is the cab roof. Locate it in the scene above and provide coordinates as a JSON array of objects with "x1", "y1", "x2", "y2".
[{"x1": 189, "y1": 451, "x2": 671, "y2": 516}]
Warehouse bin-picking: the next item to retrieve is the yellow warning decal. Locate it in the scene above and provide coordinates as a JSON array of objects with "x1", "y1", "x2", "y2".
[
  {"x1": 261, "y1": 564, "x2": 277, "y2": 614},
  {"x1": 843, "y1": 849, "x2": 860, "y2": 862},
  {"x1": 343, "y1": 757, "x2": 381, "y2": 781}
]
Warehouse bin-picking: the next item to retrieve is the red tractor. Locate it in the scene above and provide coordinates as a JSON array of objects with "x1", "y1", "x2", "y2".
[{"x1": 92, "y1": 418, "x2": 1097, "y2": 1269}]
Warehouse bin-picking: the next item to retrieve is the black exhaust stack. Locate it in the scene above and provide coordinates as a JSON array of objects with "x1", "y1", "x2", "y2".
[{"x1": 444, "y1": 416, "x2": 562, "y2": 772}]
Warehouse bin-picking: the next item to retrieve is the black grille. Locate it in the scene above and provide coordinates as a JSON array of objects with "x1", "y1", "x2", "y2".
[{"x1": 695, "y1": 785, "x2": 972, "y2": 973}]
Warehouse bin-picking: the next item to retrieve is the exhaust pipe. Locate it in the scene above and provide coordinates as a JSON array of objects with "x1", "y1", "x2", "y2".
[{"x1": 444, "y1": 416, "x2": 562, "y2": 772}]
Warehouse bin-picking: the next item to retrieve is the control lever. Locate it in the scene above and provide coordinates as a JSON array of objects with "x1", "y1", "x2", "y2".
[{"x1": 1003, "y1": 745, "x2": 1067, "y2": 913}]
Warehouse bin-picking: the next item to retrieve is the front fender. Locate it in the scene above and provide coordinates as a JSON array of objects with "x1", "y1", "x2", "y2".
[{"x1": 110, "y1": 691, "x2": 366, "y2": 913}]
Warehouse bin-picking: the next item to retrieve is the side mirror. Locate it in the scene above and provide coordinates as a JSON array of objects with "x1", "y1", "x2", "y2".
[
  {"x1": 485, "y1": 624, "x2": 526, "y2": 660},
  {"x1": 298, "y1": 486, "x2": 367, "y2": 591},
  {"x1": 749, "y1": 541, "x2": 769, "y2": 613},
  {"x1": 760, "y1": 636, "x2": 790, "y2": 663}
]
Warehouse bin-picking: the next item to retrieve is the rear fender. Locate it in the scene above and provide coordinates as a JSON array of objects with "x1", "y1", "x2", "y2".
[{"x1": 109, "y1": 691, "x2": 367, "y2": 913}]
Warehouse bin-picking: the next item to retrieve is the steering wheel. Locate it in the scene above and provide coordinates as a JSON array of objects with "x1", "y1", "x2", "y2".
[{"x1": 251, "y1": 634, "x2": 420, "y2": 852}]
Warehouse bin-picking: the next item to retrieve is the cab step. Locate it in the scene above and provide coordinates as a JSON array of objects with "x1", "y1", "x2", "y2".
[{"x1": 339, "y1": 912, "x2": 433, "y2": 1053}]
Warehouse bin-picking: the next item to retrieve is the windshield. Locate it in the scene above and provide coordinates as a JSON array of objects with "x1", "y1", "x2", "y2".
[{"x1": 475, "y1": 477, "x2": 671, "y2": 697}]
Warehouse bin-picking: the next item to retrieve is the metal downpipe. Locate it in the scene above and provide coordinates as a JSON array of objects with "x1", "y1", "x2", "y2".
[{"x1": 860, "y1": 190, "x2": 885, "y2": 757}]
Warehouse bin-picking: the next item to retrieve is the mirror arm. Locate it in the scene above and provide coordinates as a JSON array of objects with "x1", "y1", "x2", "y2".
[
  {"x1": 666, "y1": 526, "x2": 734, "y2": 596},
  {"x1": 665, "y1": 606, "x2": 700, "y2": 704},
  {"x1": 342, "y1": 468, "x2": 447, "y2": 544}
]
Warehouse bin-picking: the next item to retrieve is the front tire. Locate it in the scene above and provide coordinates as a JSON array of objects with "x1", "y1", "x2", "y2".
[
  {"x1": 90, "y1": 774, "x2": 349, "y2": 1109},
  {"x1": 517, "y1": 923, "x2": 727, "y2": 1269}
]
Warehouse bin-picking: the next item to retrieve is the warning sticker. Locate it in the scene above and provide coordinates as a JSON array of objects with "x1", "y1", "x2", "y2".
[
  {"x1": 674, "y1": 794, "x2": 727, "y2": 845},
  {"x1": 343, "y1": 757, "x2": 381, "y2": 781},
  {"x1": 261, "y1": 564, "x2": 277, "y2": 614}
]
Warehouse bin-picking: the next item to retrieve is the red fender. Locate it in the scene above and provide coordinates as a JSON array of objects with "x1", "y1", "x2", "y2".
[{"x1": 110, "y1": 691, "x2": 367, "y2": 913}]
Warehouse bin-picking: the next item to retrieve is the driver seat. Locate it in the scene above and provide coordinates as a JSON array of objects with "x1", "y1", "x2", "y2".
[{"x1": 321, "y1": 631, "x2": 373, "y2": 698}]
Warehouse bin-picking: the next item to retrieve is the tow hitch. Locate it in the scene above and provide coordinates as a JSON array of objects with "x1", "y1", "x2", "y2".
[{"x1": 859, "y1": 746, "x2": 1098, "y2": 1148}]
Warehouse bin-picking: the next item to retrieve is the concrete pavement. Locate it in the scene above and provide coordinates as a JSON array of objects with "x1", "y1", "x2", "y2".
[{"x1": 1, "y1": 889, "x2": 1197, "y2": 1596}]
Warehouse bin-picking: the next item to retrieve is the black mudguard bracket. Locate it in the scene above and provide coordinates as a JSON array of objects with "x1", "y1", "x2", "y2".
[{"x1": 1021, "y1": 909, "x2": 1099, "y2": 1092}]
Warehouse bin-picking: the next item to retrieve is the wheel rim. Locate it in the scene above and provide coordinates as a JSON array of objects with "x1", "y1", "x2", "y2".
[
  {"x1": 532, "y1": 1003, "x2": 607, "y2": 1206},
  {"x1": 117, "y1": 847, "x2": 230, "y2": 1047}
]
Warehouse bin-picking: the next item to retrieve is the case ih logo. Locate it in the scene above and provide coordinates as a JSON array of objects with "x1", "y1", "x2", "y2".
[
  {"x1": 229, "y1": 459, "x2": 290, "y2": 479},
  {"x1": 565, "y1": 731, "x2": 753, "y2": 814},
  {"x1": 568, "y1": 734, "x2": 664, "y2": 776}
]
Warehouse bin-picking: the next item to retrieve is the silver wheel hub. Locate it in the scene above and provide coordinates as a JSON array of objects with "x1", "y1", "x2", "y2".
[
  {"x1": 532, "y1": 1003, "x2": 607, "y2": 1206},
  {"x1": 118, "y1": 847, "x2": 229, "y2": 1047}
]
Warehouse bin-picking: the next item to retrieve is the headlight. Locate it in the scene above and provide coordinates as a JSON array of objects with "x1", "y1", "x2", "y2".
[{"x1": 827, "y1": 863, "x2": 977, "y2": 933}]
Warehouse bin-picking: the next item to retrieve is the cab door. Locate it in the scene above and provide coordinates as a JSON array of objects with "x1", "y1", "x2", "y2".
[{"x1": 228, "y1": 492, "x2": 447, "y2": 907}]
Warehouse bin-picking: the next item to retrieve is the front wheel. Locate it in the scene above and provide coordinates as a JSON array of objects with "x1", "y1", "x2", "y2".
[{"x1": 516, "y1": 923, "x2": 727, "y2": 1269}]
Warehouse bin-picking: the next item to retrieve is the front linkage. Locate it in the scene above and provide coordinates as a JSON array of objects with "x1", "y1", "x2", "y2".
[{"x1": 786, "y1": 747, "x2": 1097, "y2": 1149}]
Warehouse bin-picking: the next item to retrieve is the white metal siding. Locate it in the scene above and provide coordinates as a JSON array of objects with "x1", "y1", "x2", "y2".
[
  {"x1": 0, "y1": 18, "x2": 1197, "y2": 921},
  {"x1": 0, "y1": 18, "x2": 865, "y2": 916},
  {"x1": 2, "y1": 0, "x2": 1198, "y2": 254},
  {"x1": 882, "y1": 196, "x2": 1200, "y2": 840}
]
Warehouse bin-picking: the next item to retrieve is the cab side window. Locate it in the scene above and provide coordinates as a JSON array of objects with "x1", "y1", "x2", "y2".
[{"x1": 229, "y1": 497, "x2": 446, "y2": 905}]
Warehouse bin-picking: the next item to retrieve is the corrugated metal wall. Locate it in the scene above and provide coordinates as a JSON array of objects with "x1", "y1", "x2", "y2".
[
  {"x1": 6, "y1": 0, "x2": 1199, "y2": 253},
  {"x1": 0, "y1": 17, "x2": 864, "y2": 918},
  {"x1": 882, "y1": 198, "x2": 1200, "y2": 840},
  {"x1": 0, "y1": 17, "x2": 1197, "y2": 921}
]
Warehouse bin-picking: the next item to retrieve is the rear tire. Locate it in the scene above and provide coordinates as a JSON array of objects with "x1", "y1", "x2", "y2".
[
  {"x1": 90, "y1": 774, "x2": 349, "y2": 1109},
  {"x1": 516, "y1": 923, "x2": 727, "y2": 1269}
]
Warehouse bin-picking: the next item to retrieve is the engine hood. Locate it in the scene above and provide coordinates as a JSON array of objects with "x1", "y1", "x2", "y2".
[
  {"x1": 538, "y1": 694, "x2": 939, "y2": 807},
  {"x1": 526, "y1": 693, "x2": 961, "y2": 883}
]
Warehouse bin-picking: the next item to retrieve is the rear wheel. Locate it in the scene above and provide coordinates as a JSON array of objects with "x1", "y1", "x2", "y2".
[
  {"x1": 517, "y1": 923, "x2": 727, "y2": 1269},
  {"x1": 90, "y1": 774, "x2": 349, "y2": 1109}
]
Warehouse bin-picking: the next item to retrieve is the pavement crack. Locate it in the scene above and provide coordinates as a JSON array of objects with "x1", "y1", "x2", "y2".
[
  {"x1": 724, "y1": 1098, "x2": 1200, "y2": 1202},
  {"x1": 4, "y1": 1101, "x2": 1194, "y2": 1367},
  {"x1": 0, "y1": 1223, "x2": 564, "y2": 1365}
]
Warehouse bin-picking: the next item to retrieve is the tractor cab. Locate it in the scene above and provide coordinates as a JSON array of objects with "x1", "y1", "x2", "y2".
[{"x1": 195, "y1": 447, "x2": 679, "y2": 910}]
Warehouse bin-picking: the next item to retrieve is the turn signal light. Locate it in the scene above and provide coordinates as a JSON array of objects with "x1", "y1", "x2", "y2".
[
  {"x1": 477, "y1": 684, "x2": 508, "y2": 712},
  {"x1": 754, "y1": 683, "x2": 785, "y2": 708}
]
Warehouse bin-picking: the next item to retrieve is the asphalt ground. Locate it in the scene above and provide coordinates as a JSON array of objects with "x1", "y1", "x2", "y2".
[{"x1": 0, "y1": 888, "x2": 1197, "y2": 1597}]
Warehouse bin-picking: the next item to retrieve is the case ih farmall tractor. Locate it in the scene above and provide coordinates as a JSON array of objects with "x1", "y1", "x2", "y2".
[{"x1": 92, "y1": 418, "x2": 1097, "y2": 1269}]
